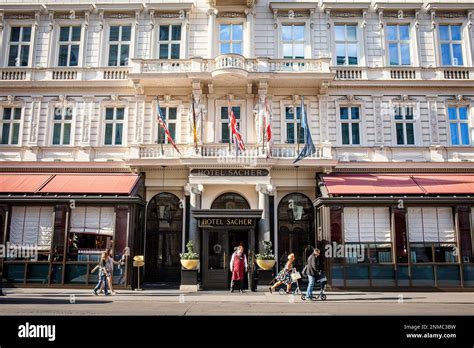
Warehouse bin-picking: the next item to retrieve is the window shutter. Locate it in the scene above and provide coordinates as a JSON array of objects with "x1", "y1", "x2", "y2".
[
  {"x1": 10, "y1": 206, "x2": 26, "y2": 245},
  {"x1": 38, "y1": 207, "x2": 54, "y2": 250},
  {"x1": 23, "y1": 206, "x2": 40, "y2": 245},
  {"x1": 85, "y1": 207, "x2": 101, "y2": 233},
  {"x1": 374, "y1": 207, "x2": 391, "y2": 242},
  {"x1": 344, "y1": 207, "x2": 359, "y2": 242},
  {"x1": 437, "y1": 207, "x2": 454, "y2": 243},
  {"x1": 99, "y1": 207, "x2": 114, "y2": 235},
  {"x1": 408, "y1": 207, "x2": 423, "y2": 242},
  {"x1": 359, "y1": 208, "x2": 375, "y2": 242},
  {"x1": 422, "y1": 208, "x2": 439, "y2": 242},
  {"x1": 70, "y1": 207, "x2": 86, "y2": 233}
]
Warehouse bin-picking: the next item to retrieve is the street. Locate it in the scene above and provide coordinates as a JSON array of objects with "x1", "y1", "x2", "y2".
[{"x1": 0, "y1": 288, "x2": 473, "y2": 315}]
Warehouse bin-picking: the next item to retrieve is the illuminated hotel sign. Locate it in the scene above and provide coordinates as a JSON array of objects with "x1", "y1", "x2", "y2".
[
  {"x1": 199, "y1": 218, "x2": 255, "y2": 227},
  {"x1": 191, "y1": 169, "x2": 269, "y2": 177}
]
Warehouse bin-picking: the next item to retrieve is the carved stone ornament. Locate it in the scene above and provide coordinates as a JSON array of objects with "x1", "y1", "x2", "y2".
[
  {"x1": 218, "y1": 12, "x2": 246, "y2": 18},
  {"x1": 6, "y1": 14, "x2": 34, "y2": 20},
  {"x1": 331, "y1": 11, "x2": 359, "y2": 18},
  {"x1": 339, "y1": 94, "x2": 361, "y2": 104}
]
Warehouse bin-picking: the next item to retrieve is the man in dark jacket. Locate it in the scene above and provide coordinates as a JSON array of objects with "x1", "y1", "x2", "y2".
[{"x1": 305, "y1": 248, "x2": 320, "y2": 300}]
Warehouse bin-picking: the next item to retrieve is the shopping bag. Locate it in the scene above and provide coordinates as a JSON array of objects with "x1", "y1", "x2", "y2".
[{"x1": 291, "y1": 271, "x2": 301, "y2": 281}]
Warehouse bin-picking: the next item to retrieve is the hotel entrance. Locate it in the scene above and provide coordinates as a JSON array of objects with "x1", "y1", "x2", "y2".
[{"x1": 193, "y1": 209, "x2": 263, "y2": 290}]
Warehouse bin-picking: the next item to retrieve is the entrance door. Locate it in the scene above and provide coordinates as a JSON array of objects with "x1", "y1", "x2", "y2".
[{"x1": 202, "y1": 229, "x2": 251, "y2": 289}]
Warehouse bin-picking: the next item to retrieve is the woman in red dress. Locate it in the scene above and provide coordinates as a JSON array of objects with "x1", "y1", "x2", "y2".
[{"x1": 229, "y1": 245, "x2": 248, "y2": 293}]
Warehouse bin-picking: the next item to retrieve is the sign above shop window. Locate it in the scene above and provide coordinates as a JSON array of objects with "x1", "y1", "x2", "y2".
[{"x1": 191, "y1": 169, "x2": 269, "y2": 177}]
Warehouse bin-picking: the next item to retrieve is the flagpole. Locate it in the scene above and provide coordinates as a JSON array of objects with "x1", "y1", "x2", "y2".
[
  {"x1": 227, "y1": 97, "x2": 231, "y2": 152},
  {"x1": 260, "y1": 101, "x2": 265, "y2": 156},
  {"x1": 157, "y1": 97, "x2": 164, "y2": 156},
  {"x1": 296, "y1": 99, "x2": 300, "y2": 155}
]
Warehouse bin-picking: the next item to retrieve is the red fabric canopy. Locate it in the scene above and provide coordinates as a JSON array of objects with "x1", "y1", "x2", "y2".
[
  {"x1": 0, "y1": 174, "x2": 52, "y2": 193},
  {"x1": 0, "y1": 173, "x2": 139, "y2": 195},
  {"x1": 411, "y1": 174, "x2": 474, "y2": 195}
]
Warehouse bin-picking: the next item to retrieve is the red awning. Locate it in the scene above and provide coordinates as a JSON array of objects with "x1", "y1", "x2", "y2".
[
  {"x1": 0, "y1": 174, "x2": 53, "y2": 193},
  {"x1": 321, "y1": 174, "x2": 474, "y2": 196},
  {"x1": 321, "y1": 174, "x2": 424, "y2": 195},
  {"x1": 0, "y1": 173, "x2": 140, "y2": 195},
  {"x1": 411, "y1": 174, "x2": 474, "y2": 195},
  {"x1": 39, "y1": 174, "x2": 140, "y2": 195}
]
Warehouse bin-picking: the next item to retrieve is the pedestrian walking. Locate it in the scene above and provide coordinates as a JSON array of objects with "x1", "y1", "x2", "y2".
[
  {"x1": 269, "y1": 253, "x2": 295, "y2": 294},
  {"x1": 229, "y1": 245, "x2": 248, "y2": 293},
  {"x1": 91, "y1": 252, "x2": 111, "y2": 296},
  {"x1": 304, "y1": 248, "x2": 321, "y2": 300}
]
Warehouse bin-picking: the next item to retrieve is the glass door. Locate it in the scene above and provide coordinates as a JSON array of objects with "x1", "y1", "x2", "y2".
[{"x1": 202, "y1": 230, "x2": 229, "y2": 289}]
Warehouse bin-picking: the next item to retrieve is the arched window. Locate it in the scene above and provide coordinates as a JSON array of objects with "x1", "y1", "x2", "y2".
[
  {"x1": 145, "y1": 192, "x2": 183, "y2": 283},
  {"x1": 277, "y1": 193, "x2": 315, "y2": 271},
  {"x1": 211, "y1": 192, "x2": 250, "y2": 209}
]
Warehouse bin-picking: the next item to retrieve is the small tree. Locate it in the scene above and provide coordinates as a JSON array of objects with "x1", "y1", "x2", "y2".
[
  {"x1": 180, "y1": 240, "x2": 199, "y2": 260},
  {"x1": 255, "y1": 241, "x2": 275, "y2": 260}
]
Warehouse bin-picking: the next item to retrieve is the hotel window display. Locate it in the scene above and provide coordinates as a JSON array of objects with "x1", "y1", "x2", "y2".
[
  {"x1": 1, "y1": 108, "x2": 22, "y2": 145},
  {"x1": 335, "y1": 24, "x2": 358, "y2": 65},
  {"x1": 158, "y1": 25, "x2": 181, "y2": 59},
  {"x1": 108, "y1": 25, "x2": 131, "y2": 66},
  {"x1": 8, "y1": 26, "x2": 31, "y2": 67},
  {"x1": 439, "y1": 24, "x2": 463, "y2": 66},
  {"x1": 278, "y1": 193, "x2": 314, "y2": 271}
]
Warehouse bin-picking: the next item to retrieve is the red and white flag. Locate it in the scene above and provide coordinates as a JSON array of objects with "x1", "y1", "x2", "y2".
[
  {"x1": 228, "y1": 99, "x2": 245, "y2": 152},
  {"x1": 157, "y1": 101, "x2": 181, "y2": 155}
]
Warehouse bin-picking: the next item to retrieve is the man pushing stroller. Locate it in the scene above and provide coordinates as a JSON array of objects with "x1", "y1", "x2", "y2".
[{"x1": 304, "y1": 248, "x2": 322, "y2": 301}]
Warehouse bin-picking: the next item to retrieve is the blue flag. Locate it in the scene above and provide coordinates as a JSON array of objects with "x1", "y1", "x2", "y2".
[{"x1": 293, "y1": 96, "x2": 316, "y2": 163}]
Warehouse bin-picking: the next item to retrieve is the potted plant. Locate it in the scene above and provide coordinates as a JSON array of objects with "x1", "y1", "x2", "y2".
[
  {"x1": 180, "y1": 240, "x2": 199, "y2": 270},
  {"x1": 255, "y1": 241, "x2": 276, "y2": 270}
]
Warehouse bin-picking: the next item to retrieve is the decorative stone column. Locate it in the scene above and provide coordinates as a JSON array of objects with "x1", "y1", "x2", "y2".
[
  {"x1": 244, "y1": 7, "x2": 255, "y2": 58},
  {"x1": 256, "y1": 184, "x2": 274, "y2": 251},
  {"x1": 207, "y1": 8, "x2": 218, "y2": 58},
  {"x1": 185, "y1": 183, "x2": 204, "y2": 253}
]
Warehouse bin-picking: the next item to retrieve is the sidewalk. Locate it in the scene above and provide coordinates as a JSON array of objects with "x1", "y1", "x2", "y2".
[{"x1": 1, "y1": 288, "x2": 473, "y2": 315}]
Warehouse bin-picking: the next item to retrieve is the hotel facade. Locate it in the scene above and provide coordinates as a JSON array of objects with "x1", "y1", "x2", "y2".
[{"x1": 0, "y1": 0, "x2": 474, "y2": 290}]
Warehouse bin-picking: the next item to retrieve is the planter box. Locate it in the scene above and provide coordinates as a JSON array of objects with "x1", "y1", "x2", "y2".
[{"x1": 180, "y1": 269, "x2": 199, "y2": 292}]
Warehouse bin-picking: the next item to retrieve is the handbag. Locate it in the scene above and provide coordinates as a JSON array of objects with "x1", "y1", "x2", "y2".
[{"x1": 291, "y1": 271, "x2": 301, "y2": 281}]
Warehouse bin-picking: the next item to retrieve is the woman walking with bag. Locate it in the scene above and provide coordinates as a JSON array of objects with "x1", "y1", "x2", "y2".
[
  {"x1": 91, "y1": 252, "x2": 111, "y2": 296},
  {"x1": 269, "y1": 253, "x2": 295, "y2": 294}
]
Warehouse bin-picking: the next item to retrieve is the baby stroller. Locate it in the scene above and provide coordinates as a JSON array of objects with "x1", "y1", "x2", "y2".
[
  {"x1": 301, "y1": 271, "x2": 327, "y2": 301},
  {"x1": 270, "y1": 268, "x2": 302, "y2": 295}
]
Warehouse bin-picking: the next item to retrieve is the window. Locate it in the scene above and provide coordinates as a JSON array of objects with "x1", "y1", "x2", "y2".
[
  {"x1": 220, "y1": 106, "x2": 240, "y2": 143},
  {"x1": 158, "y1": 107, "x2": 177, "y2": 143},
  {"x1": 104, "y1": 107, "x2": 124, "y2": 145},
  {"x1": 1, "y1": 108, "x2": 22, "y2": 145},
  {"x1": 8, "y1": 26, "x2": 31, "y2": 67},
  {"x1": 387, "y1": 24, "x2": 411, "y2": 66},
  {"x1": 343, "y1": 207, "x2": 392, "y2": 263},
  {"x1": 219, "y1": 24, "x2": 242, "y2": 55},
  {"x1": 335, "y1": 24, "x2": 358, "y2": 65},
  {"x1": 282, "y1": 24, "x2": 305, "y2": 59},
  {"x1": 394, "y1": 105, "x2": 415, "y2": 145},
  {"x1": 108, "y1": 25, "x2": 131, "y2": 66},
  {"x1": 408, "y1": 207, "x2": 456, "y2": 263},
  {"x1": 285, "y1": 106, "x2": 305, "y2": 144},
  {"x1": 439, "y1": 25, "x2": 463, "y2": 66},
  {"x1": 340, "y1": 106, "x2": 360, "y2": 145},
  {"x1": 52, "y1": 107, "x2": 73, "y2": 145},
  {"x1": 9, "y1": 206, "x2": 54, "y2": 252},
  {"x1": 158, "y1": 25, "x2": 181, "y2": 59},
  {"x1": 211, "y1": 192, "x2": 250, "y2": 209},
  {"x1": 448, "y1": 106, "x2": 470, "y2": 145},
  {"x1": 58, "y1": 26, "x2": 81, "y2": 66}
]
